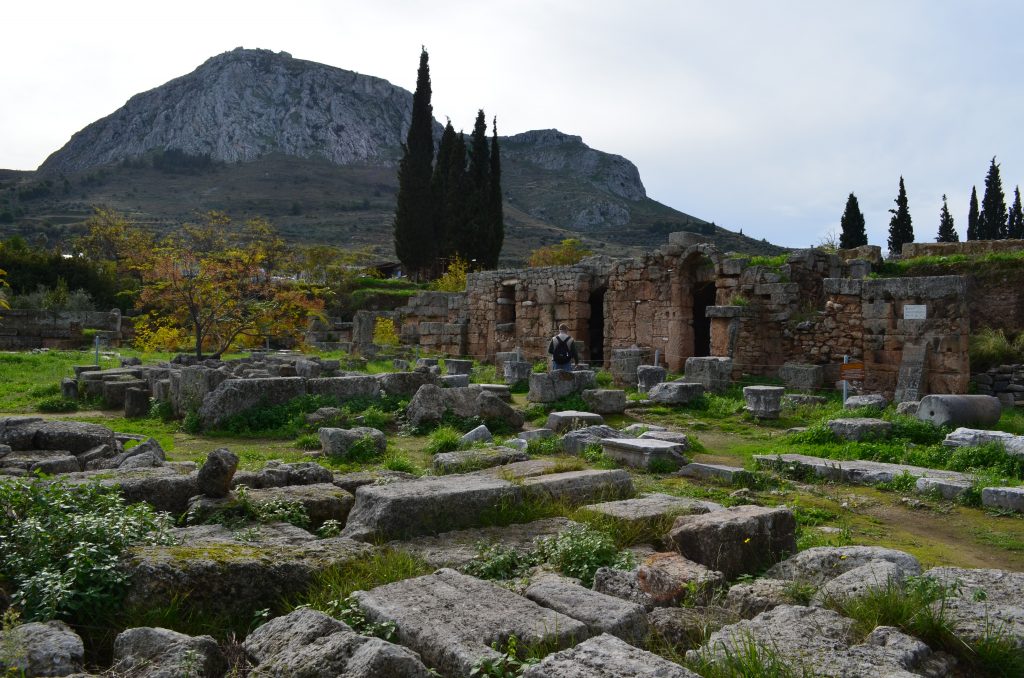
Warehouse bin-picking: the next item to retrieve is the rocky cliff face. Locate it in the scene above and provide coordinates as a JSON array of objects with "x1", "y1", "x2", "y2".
[
  {"x1": 502, "y1": 129, "x2": 646, "y2": 202},
  {"x1": 40, "y1": 48, "x2": 415, "y2": 173}
]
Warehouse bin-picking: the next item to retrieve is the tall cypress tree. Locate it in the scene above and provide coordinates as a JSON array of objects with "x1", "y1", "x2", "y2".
[
  {"x1": 936, "y1": 194, "x2": 958, "y2": 242},
  {"x1": 887, "y1": 176, "x2": 914, "y2": 255},
  {"x1": 485, "y1": 117, "x2": 504, "y2": 268},
  {"x1": 465, "y1": 110, "x2": 491, "y2": 265},
  {"x1": 967, "y1": 186, "x2": 980, "y2": 240},
  {"x1": 838, "y1": 192, "x2": 867, "y2": 249},
  {"x1": 1009, "y1": 186, "x2": 1024, "y2": 240},
  {"x1": 979, "y1": 157, "x2": 1007, "y2": 240},
  {"x1": 393, "y1": 48, "x2": 435, "y2": 280},
  {"x1": 444, "y1": 131, "x2": 469, "y2": 262},
  {"x1": 431, "y1": 120, "x2": 457, "y2": 260}
]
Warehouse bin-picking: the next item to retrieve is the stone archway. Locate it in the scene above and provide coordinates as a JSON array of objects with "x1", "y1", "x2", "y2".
[{"x1": 667, "y1": 250, "x2": 719, "y2": 371}]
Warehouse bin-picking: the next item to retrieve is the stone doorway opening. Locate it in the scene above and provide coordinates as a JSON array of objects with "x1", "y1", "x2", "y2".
[
  {"x1": 588, "y1": 287, "x2": 606, "y2": 366},
  {"x1": 692, "y1": 280, "x2": 715, "y2": 358},
  {"x1": 497, "y1": 284, "x2": 516, "y2": 325}
]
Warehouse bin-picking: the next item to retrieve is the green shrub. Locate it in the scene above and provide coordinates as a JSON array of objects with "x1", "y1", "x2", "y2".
[
  {"x1": 533, "y1": 525, "x2": 635, "y2": 587},
  {"x1": 426, "y1": 425, "x2": 466, "y2": 455},
  {"x1": 36, "y1": 396, "x2": 78, "y2": 413},
  {"x1": 188, "y1": 485, "x2": 310, "y2": 529},
  {"x1": 345, "y1": 435, "x2": 384, "y2": 463},
  {"x1": 359, "y1": 406, "x2": 394, "y2": 430},
  {"x1": 875, "y1": 471, "x2": 918, "y2": 493},
  {"x1": 581, "y1": 443, "x2": 618, "y2": 469},
  {"x1": 526, "y1": 436, "x2": 562, "y2": 456},
  {"x1": 381, "y1": 451, "x2": 421, "y2": 475},
  {"x1": 0, "y1": 478, "x2": 174, "y2": 621},
  {"x1": 595, "y1": 369, "x2": 613, "y2": 387},
  {"x1": 182, "y1": 409, "x2": 202, "y2": 433},
  {"x1": 294, "y1": 433, "x2": 321, "y2": 450},
  {"x1": 471, "y1": 635, "x2": 541, "y2": 677},
  {"x1": 149, "y1": 398, "x2": 175, "y2": 421},
  {"x1": 462, "y1": 543, "x2": 538, "y2": 581},
  {"x1": 471, "y1": 364, "x2": 499, "y2": 384},
  {"x1": 971, "y1": 327, "x2": 1023, "y2": 372},
  {"x1": 214, "y1": 394, "x2": 342, "y2": 437},
  {"x1": 648, "y1": 457, "x2": 679, "y2": 474}
]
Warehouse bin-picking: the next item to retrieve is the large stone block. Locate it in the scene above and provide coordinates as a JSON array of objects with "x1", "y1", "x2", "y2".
[
  {"x1": 354, "y1": 569, "x2": 589, "y2": 677},
  {"x1": 406, "y1": 384, "x2": 523, "y2": 431},
  {"x1": 610, "y1": 348, "x2": 652, "y2": 388},
  {"x1": 306, "y1": 375, "x2": 382, "y2": 401},
  {"x1": 522, "y1": 469, "x2": 634, "y2": 504},
  {"x1": 318, "y1": 427, "x2": 387, "y2": 459},
  {"x1": 377, "y1": 371, "x2": 436, "y2": 397},
  {"x1": 341, "y1": 474, "x2": 521, "y2": 541},
  {"x1": 545, "y1": 410, "x2": 605, "y2": 433},
  {"x1": 684, "y1": 357, "x2": 733, "y2": 394},
  {"x1": 601, "y1": 438, "x2": 688, "y2": 470},
  {"x1": 826, "y1": 418, "x2": 893, "y2": 442},
  {"x1": 198, "y1": 377, "x2": 307, "y2": 428},
  {"x1": 667, "y1": 505, "x2": 797, "y2": 580},
  {"x1": 527, "y1": 371, "x2": 597, "y2": 403},
  {"x1": 523, "y1": 633, "x2": 699, "y2": 678},
  {"x1": 648, "y1": 381, "x2": 704, "y2": 405},
  {"x1": 742, "y1": 385, "x2": 784, "y2": 419},
  {"x1": 636, "y1": 365, "x2": 667, "y2": 394},
  {"x1": 778, "y1": 363, "x2": 824, "y2": 392},
  {"x1": 525, "y1": 578, "x2": 649, "y2": 642},
  {"x1": 581, "y1": 389, "x2": 627, "y2": 414},
  {"x1": 943, "y1": 427, "x2": 1024, "y2": 456}
]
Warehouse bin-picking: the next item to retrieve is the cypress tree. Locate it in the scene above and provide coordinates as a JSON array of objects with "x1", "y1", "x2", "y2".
[
  {"x1": 838, "y1": 193, "x2": 867, "y2": 249},
  {"x1": 1009, "y1": 186, "x2": 1024, "y2": 240},
  {"x1": 393, "y1": 48, "x2": 435, "y2": 280},
  {"x1": 887, "y1": 176, "x2": 914, "y2": 256},
  {"x1": 484, "y1": 117, "x2": 504, "y2": 268},
  {"x1": 444, "y1": 132, "x2": 469, "y2": 262},
  {"x1": 465, "y1": 110, "x2": 491, "y2": 265},
  {"x1": 967, "y1": 186, "x2": 980, "y2": 240},
  {"x1": 936, "y1": 194, "x2": 958, "y2": 242},
  {"x1": 431, "y1": 120, "x2": 457, "y2": 260},
  {"x1": 979, "y1": 157, "x2": 1007, "y2": 240}
]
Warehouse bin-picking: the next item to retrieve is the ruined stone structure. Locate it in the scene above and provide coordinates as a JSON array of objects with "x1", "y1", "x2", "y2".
[
  {"x1": 386, "y1": 234, "x2": 1024, "y2": 400},
  {"x1": 0, "y1": 309, "x2": 127, "y2": 349}
]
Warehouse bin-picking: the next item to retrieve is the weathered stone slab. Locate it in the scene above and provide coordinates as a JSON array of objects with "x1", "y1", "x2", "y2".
[
  {"x1": 432, "y1": 447, "x2": 529, "y2": 474},
  {"x1": 916, "y1": 394, "x2": 1002, "y2": 428},
  {"x1": 244, "y1": 608, "x2": 432, "y2": 677},
  {"x1": 112, "y1": 627, "x2": 226, "y2": 678},
  {"x1": 527, "y1": 371, "x2": 596, "y2": 403},
  {"x1": 580, "y1": 493, "x2": 721, "y2": 527},
  {"x1": 198, "y1": 377, "x2": 307, "y2": 428},
  {"x1": 233, "y1": 460, "x2": 333, "y2": 489},
  {"x1": 441, "y1": 374, "x2": 471, "y2": 388},
  {"x1": 826, "y1": 417, "x2": 893, "y2": 441},
  {"x1": 407, "y1": 384, "x2": 524, "y2": 431},
  {"x1": 755, "y1": 453, "x2": 970, "y2": 486},
  {"x1": 306, "y1": 375, "x2": 382, "y2": 401},
  {"x1": 685, "y1": 357, "x2": 733, "y2": 394},
  {"x1": 723, "y1": 578, "x2": 795, "y2": 617},
  {"x1": 601, "y1": 437, "x2": 688, "y2": 470},
  {"x1": 318, "y1": 426, "x2": 387, "y2": 459},
  {"x1": 742, "y1": 385, "x2": 784, "y2": 419},
  {"x1": 477, "y1": 459, "x2": 560, "y2": 480},
  {"x1": 915, "y1": 475, "x2": 972, "y2": 500},
  {"x1": 523, "y1": 633, "x2": 699, "y2": 678},
  {"x1": 445, "y1": 359, "x2": 474, "y2": 376},
  {"x1": 943, "y1": 427, "x2": 1024, "y2": 456},
  {"x1": 545, "y1": 410, "x2": 604, "y2": 433},
  {"x1": 844, "y1": 393, "x2": 888, "y2": 410},
  {"x1": 518, "y1": 428, "x2": 554, "y2": 442},
  {"x1": 924, "y1": 566, "x2": 1024, "y2": 649},
  {"x1": 581, "y1": 389, "x2": 627, "y2": 414},
  {"x1": 766, "y1": 546, "x2": 921, "y2": 585},
  {"x1": 638, "y1": 430, "x2": 690, "y2": 448},
  {"x1": 637, "y1": 552, "x2": 726, "y2": 606},
  {"x1": 0, "y1": 620, "x2": 84, "y2": 677},
  {"x1": 667, "y1": 505, "x2": 797, "y2": 580},
  {"x1": 354, "y1": 569, "x2": 589, "y2": 677},
  {"x1": 341, "y1": 474, "x2": 520, "y2": 541},
  {"x1": 0, "y1": 418, "x2": 116, "y2": 453},
  {"x1": 981, "y1": 486, "x2": 1024, "y2": 512},
  {"x1": 610, "y1": 348, "x2": 651, "y2": 388},
  {"x1": 460, "y1": 424, "x2": 492, "y2": 445},
  {"x1": 782, "y1": 394, "x2": 827, "y2": 407},
  {"x1": 377, "y1": 371, "x2": 436, "y2": 397},
  {"x1": 688, "y1": 605, "x2": 951, "y2": 676},
  {"x1": 648, "y1": 381, "x2": 704, "y2": 405},
  {"x1": 525, "y1": 578, "x2": 649, "y2": 641},
  {"x1": 560, "y1": 425, "x2": 620, "y2": 455},
  {"x1": 675, "y1": 462, "x2": 745, "y2": 483},
  {"x1": 390, "y1": 518, "x2": 578, "y2": 569},
  {"x1": 122, "y1": 534, "x2": 373, "y2": 618},
  {"x1": 331, "y1": 469, "x2": 417, "y2": 494},
  {"x1": 647, "y1": 606, "x2": 738, "y2": 651},
  {"x1": 522, "y1": 469, "x2": 633, "y2": 504},
  {"x1": 813, "y1": 559, "x2": 907, "y2": 604}
]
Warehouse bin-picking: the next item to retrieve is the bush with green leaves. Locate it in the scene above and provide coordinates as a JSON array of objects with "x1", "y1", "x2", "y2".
[
  {"x1": 533, "y1": 525, "x2": 635, "y2": 587},
  {"x1": 462, "y1": 543, "x2": 538, "y2": 581},
  {"x1": 470, "y1": 635, "x2": 540, "y2": 677},
  {"x1": 188, "y1": 485, "x2": 310, "y2": 529},
  {"x1": 381, "y1": 451, "x2": 422, "y2": 475},
  {"x1": 0, "y1": 478, "x2": 174, "y2": 621},
  {"x1": 294, "y1": 433, "x2": 321, "y2": 450},
  {"x1": 426, "y1": 425, "x2": 465, "y2": 455},
  {"x1": 36, "y1": 396, "x2": 78, "y2": 413},
  {"x1": 359, "y1": 405, "x2": 394, "y2": 430}
]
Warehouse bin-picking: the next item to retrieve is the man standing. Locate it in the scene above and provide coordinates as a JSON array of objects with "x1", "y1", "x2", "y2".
[{"x1": 547, "y1": 323, "x2": 579, "y2": 372}]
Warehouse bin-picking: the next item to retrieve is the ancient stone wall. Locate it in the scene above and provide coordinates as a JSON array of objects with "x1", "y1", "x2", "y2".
[
  {"x1": 966, "y1": 269, "x2": 1024, "y2": 335},
  {"x1": 0, "y1": 309, "x2": 124, "y2": 349},
  {"x1": 902, "y1": 239, "x2": 1024, "y2": 258}
]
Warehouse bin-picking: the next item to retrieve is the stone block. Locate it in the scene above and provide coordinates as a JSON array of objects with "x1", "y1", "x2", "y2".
[
  {"x1": 503, "y1": 360, "x2": 533, "y2": 385},
  {"x1": 444, "y1": 359, "x2": 473, "y2": 376},
  {"x1": 318, "y1": 427, "x2": 387, "y2": 459},
  {"x1": 826, "y1": 418, "x2": 893, "y2": 442},
  {"x1": 639, "y1": 430, "x2": 690, "y2": 448},
  {"x1": 581, "y1": 389, "x2": 627, "y2": 414},
  {"x1": 525, "y1": 578, "x2": 649, "y2": 642},
  {"x1": 778, "y1": 363, "x2": 824, "y2": 392},
  {"x1": 684, "y1": 357, "x2": 733, "y2": 394},
  {"x1": 581, "y1": 493, "x2": 721, "y2": 527},
  {"x1": 198, "y1": 377, "x2": 307, "y2": 428},
  {"x1": 124, "y1": 387, "x2": 150, "y2": 418},
  {"x1": 636, "y1": 365, "x2": 667, "y2": 393},
  {"x1": 560, "y1": 425, "x2": 620, "y2": 455},
  {"x1": 610, "y1": 348, "x2": 652, "y2": 388},
  {"x1": 943, "y1": 427, "x2": 1024, "y2": 456},
  {"x1": 601, "y1": 438, "x2": 688, "y2": 471},
  {"x1": 915, "y1": 476, "x2": 972, "y2": 500},
  {"x1": 648, "y1": 381, "x2": 704, "y2": 405},
  {"x1": 460, "y1": 424, "x2": 492, "y2": 445},
  {"x1": 354, "y1": 569, "x2": 589, "y2": 677},
  {"x1": 378, "y1": 371, "x2": 436, "y2": 397},
  {"x1": 441, "y1": 374, "x2": 471, "y2": 387},
  {"x1": 981, "y1": 486, "x2": 1024, "y2": 512},
  {"x1": 523, "y1": 633, "x2": 699, "y2": 678},
  {"x1": 637, "y1": 552, "x2": 726, "y2": 606},
  {"x1": 667, "y1": 505, "x2": 797, "y2": 580},
  {"x1": 523, "y1": 469, "x2": 634, "y2": 504},
  {"x1": 844, "y1": 393, "x2": 888, "y2": 410},
  {"x1": 60, "y1": 377, "x2": 78, "y2": 401},
  {"x1": 545, "y1": 410, "x2": 605, "y2": 433},
  {"x1": 527, "y1": 371, "x2": 596, "y2": 403},
  {"x1": 742, "y1": 385, "x2": 784, "y2": 419},
  {"x1": 675, "y1": 463, "x2": 746, "y2": 484},
  {"x1": 432, "y1": 447, "x2": 529, "y2": 474}
]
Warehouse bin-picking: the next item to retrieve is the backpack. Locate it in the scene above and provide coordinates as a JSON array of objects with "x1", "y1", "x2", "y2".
[{"x1": 553, "y1": 336, "x2": 572, "y2": 363}]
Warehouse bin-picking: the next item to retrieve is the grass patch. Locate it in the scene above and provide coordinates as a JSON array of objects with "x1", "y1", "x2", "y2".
[
  {"x1": 185, "y1": 485, "x2": 310, "y2": 529},
  {"x1": 687, "y1": 630, "x2": 814, "y2": 678},
  {"x1": 526, "y1": 436, "x2": 562, "y2": 456},
  {"x1": 290, "y1": 549, "x2": 433, "y2": 614},
  {"x1": 36, "y1": 395, "x2": 79, "y2": 412},
  {"x1": 425, "y1": 425, "x2": 465, "y2": 455}
]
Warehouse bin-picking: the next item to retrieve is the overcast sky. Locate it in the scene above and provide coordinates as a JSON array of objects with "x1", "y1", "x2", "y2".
[{"x1": 4, "y1": 1, "x2": 1024, "y2": 248}]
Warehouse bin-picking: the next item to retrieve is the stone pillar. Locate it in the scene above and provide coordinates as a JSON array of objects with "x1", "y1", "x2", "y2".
[
  {"x1": 503, "y1": 361, "x2": 533, "y2": 385},
  {"x1": 610, "y1": 348, "x2": 652, "y2": 388},
  {"x1": 124, "y1": 388, "x2": 150, "y2": 418},
  {"x1": 61, "y1": 378, "x2": 79, "y2": 401},
  {"x1": 636, "y1": 366, "x2": 667, "y2": 394}
]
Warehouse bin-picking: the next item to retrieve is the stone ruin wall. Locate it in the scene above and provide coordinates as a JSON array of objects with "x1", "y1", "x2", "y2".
[{"x1": 0, "y1": 308, "x2": 127, "y2": 349}]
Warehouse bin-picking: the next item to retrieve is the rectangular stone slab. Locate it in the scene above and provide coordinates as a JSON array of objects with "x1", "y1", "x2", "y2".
[
  {"x1": 601, "y1": 438, "x2": 687, "y2": 469},
  {"x1": 354, "y1": 569, "x2": 589, "y2": 677},
  {"x1": 522, "y1": 633, "x2": 700, "y2": 677},
  {"x1": 341, "y1": 474, "x2": 521, "y2": 541},
  {"x1": 521, "y1": 469, "x2": 633, "y2": 504},
  {"x1": 580, "y1": 493, "x2": 723, "y2": 526},
  {"x1": 525, "y1": 577, "x2": 649, "y2": 642}
]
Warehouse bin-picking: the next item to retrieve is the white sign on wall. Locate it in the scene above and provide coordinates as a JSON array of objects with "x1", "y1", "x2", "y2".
[{"x1": 903, "y1": 304, "x2": 927, "y2": 320}]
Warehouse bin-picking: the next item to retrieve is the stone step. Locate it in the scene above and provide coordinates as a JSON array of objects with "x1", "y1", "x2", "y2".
[
  {"x1": 525, "y1": 577, "x2": 649, "y2": 642},
  {"x1": 754, "y1": 453, "x2": 970, "y2": 485},
  {"x1": 601, "y1": 438, "x2": 688, "y2": 470},
  {"x1": 524, "y1": 633, "x2": 699, "y2": 677},
  {"x1": 675, "y1": 462, "x2": 745, "y2": 483},
  {"x1": 579, "y1": 493, "x2": 723, "y2": 527},
  {"x1": 354, "y1": 569, "x2": 589, "y2": 677}
]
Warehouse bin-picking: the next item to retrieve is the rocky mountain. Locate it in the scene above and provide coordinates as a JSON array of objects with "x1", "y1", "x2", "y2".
[{"x1": 8, "y1": 48, "x2": 783, "y2": 261}]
